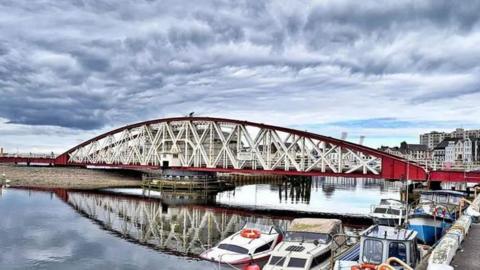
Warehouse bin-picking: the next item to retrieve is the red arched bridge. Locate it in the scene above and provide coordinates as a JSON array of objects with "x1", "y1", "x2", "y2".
[{"x1": 1, "y1": 117, "x2": 479, "y2": 182}]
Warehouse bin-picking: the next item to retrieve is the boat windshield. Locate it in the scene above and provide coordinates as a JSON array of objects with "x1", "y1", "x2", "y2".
[
  {"x1": 217, "y1": 244, "x2": 249, "y2": 254},
  {"x1": 420, "y1": 192, "x2": 464, "y2": 205},
  {"x1": 287, "y1": 258, "x2": 307, "y2": 268},
  {"x1": 285, "y1": 231, "x2": 331, "y2": 244},
  {"x1": 362, "y1": 239, "x2": 384, "y2": 264},
  {"x1": 268, "y1": 256, "x2": 286, "y2": 267},
  {"x1": 374, "y1": 208, "x2": 402, "y2": 215},
  {"x1": 243, "y1": 222, "x2": 275, "y2": 234}
]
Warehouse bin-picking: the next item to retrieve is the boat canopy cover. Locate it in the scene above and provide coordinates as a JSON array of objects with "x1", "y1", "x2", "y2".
[{"x1": 288, "y1": 218, "x2": 341, "y2": 234}]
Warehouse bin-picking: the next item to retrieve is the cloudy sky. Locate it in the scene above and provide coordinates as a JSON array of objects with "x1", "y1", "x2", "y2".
[{"x1": 1, "y1": 0, "x2": 480, "y2": 153}]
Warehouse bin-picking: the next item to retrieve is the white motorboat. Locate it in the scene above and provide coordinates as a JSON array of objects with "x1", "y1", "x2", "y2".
[
  {"x1": 369, "y1": 199, "x2": 407, "y2": 227},
  {"x1": 263, "y1": 218, "x2": 344, "y2": 270},
  {"x1": 199, "y1": 222, "x2": 283, "y2": 268}
]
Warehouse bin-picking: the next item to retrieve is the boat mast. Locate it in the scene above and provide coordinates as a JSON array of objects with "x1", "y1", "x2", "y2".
[{"x1": 404, "y1": 155, "x2": 410, "y2": 225}]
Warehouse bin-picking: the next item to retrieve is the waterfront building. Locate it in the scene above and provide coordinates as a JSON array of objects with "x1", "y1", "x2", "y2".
[
  {"x1": 432, "y1": 140, "x2": 449, "y2": 162},
  {"x1": 400, "y1": 141, "x2": 430, "y2": 160},
  {"x1": 378, "y1": 142, "x2": 430, "y2": 161},
  {"x1": 434, "y1": 138, "x2": 480, "y2": 164},
  {"x1": 420, "y1": 128, "x2": 480, "y2": 149}
]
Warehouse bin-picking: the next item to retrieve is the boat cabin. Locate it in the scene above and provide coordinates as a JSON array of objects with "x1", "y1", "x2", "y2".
[
  {"x1": 369, "y1": 199, "x2": 407, "y2": 226},
  {"x1": 359, "y1": 225, "x2": 419, "y2": 267},
  {"x1": 419, "y1": 190, "x2": 466, "y2": 206},
  {"x1": 264, "y1": 218, "x2": 343, "y2": 270}
]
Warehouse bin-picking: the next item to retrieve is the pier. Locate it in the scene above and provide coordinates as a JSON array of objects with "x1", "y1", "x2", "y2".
[{"x1": 452, "y1": 224, "x2": 480, "y2": 270}]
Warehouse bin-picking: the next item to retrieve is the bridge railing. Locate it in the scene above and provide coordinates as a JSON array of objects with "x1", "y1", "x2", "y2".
[
  {"x1": 0, "y1": 153, "x2": 56, "y2": 159},
  {"x1": 412, "y1": 160, "x2": 480, "y2": 172}
]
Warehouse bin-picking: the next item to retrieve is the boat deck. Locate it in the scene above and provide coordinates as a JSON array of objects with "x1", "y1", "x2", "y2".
[{"x1": 452, "y1": 223, "x2": 480, "y2": 270}]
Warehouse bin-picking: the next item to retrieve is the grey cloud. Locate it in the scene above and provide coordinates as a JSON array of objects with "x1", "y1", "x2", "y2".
[{"x1": 0, "y1": 0, "x2": 479, "y2": 139}]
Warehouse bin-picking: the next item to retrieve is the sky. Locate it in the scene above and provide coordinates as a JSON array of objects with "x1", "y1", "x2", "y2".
[{"x1": 1, "y1": 0, "x2": 480, "y2": 153}]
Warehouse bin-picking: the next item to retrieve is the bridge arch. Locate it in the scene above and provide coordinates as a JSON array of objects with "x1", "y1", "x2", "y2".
[{"x1": 55, "y1": 117, "x2": 427, "y2": 180}]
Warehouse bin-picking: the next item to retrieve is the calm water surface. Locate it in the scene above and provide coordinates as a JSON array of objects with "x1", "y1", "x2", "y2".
[
  {"x1": 0, "y1": 177, "x2": 401, "y2": 269},
  {"x1": 216, "y1": 177, "x2": 402, "y2": 215}
]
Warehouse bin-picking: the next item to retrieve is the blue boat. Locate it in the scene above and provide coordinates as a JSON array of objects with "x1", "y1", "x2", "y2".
[{"x1": 407, "y1": 190, "x2": 466, "y2": 245}]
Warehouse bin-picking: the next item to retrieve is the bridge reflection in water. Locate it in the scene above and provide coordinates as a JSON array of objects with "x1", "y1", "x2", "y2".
[
  {"x1": 63, "y1": 190, "x2": 290, "y2": 257},
  {"x1": 54, "y1": 177, "x2": 397, "y2": 258}
]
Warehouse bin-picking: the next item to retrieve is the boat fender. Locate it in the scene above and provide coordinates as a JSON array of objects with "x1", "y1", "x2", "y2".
[
  {"x1": 377, "y1": 264, "x2": 395, "y2": 270},
  {"x1": 243, "y1": 264, "x2": 261, "y2": 270}
]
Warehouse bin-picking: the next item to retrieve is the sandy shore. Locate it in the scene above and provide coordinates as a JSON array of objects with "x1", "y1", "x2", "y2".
[{"x1": 1, "y1": 164, "x2": 143, "y2": 189}]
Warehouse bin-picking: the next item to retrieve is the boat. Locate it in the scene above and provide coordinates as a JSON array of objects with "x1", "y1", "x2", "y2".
[
  {"x1": 334, "y1": 225, "x2": 424, "y2": 270},
  {"x1": 263, "y1": 218, "x2": 344, "y2": 270},
  {"x1": 369, "y1": 199, "x2": 407, "y2": 227},
  {"x1": 199, "y1": 222, "x2": 283, "y2": 268},
  {"x1": 407, "y1": 190, "x2": 466, "y2": 245}
]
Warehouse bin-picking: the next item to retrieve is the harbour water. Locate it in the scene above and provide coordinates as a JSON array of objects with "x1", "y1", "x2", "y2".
[{"x1": 0, "y1": 177, "x2": 402, "y2": 269}]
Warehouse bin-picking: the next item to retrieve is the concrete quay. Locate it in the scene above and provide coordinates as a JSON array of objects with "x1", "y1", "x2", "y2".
[{"x1": 451, "y1": 223, "x2": 480, "y2": 270}]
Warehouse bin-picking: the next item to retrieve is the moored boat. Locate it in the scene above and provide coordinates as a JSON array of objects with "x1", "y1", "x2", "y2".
[
  {"x1": 407, "y1": 190, "x2": 466, "y2": 245},
  {"x1": 263, "y1": 218, "x2": 344, "y2": 270},
  {"x1": 199, "y1": 222, "x2": 283, "y2": 268},
  {"x1": 334, "y1": 225, "x2": 424, "y2": 270},
  {"x1": 369, "y1": 199, "x2": 407, "y2": 227}
]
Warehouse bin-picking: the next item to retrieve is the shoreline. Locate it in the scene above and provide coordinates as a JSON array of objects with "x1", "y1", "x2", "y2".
[{"x1": 1, "y1": 164, "x2": 143, "y2": 190}]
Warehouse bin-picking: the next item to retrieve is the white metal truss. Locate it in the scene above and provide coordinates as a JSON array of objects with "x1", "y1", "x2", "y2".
[
  {"x1": 68, "y1": 119, "x2": 382, "y2": 175},
  {"x1": 66, "y1": 191, "x2": 288, "y2": 255}
]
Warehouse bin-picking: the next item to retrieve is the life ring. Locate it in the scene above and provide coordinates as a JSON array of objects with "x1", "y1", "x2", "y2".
[
  {"x1": 350, "y1": 263, "x2": 377, "y2": 270},
  {"x1": 241, "y1": 229, "x2": 261, "y2": 239}
]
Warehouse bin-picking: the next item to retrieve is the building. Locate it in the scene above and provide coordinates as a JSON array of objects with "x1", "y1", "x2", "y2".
[
  {"x1": 420, "y1": 128, "x2": 480, "y2": 150},
  {"x1": 432, "y1": 140, "x2": 451, "y2": 163},
  {"x1": 378, "y1": 146, "x2": 403, "y2": 157},
  {"x1": 449, "y1": 128, "x2": 480, "y2": 139},
  {"x1": 420, "y1": 131, "x2": 447, "y2": 150},
  {"x1": 433, "y1": 137, "x2": 480, "y2": 164},
  {"x1": 379, "y1": 142, "x2": 430, "y2": 161},
  {"x1": 399, "y1": 141, "x2": 430, "y2": 160}
]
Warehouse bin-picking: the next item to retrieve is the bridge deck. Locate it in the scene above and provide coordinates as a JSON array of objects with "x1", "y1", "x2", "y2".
[{"x1": 1, "y1": 156, "x2": 480, "y2": 182}]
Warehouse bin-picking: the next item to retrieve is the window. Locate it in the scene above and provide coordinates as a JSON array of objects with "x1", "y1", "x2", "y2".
[
  {"x1": 285, "y1": 232, "x2": 331, "y2": 244},
  {"x1": 287, "y1": 258, "x2": 307, "y2": 268},
  {"x1": 217, "y1": 244, "x2": 248, "y2": 254},
  {"x1": 310, "y1": 250, "x2": 332, "y2": 268},
  {"x1": 374, "y1": 208, "x2": 387, "y2": 214},
  {"x1": 363, "y1": 239, "x2": 383, "y2": 264},
  {"x1": 388, "y1": 242, "x2": 407, "y2": 265},
  {"x1": 254, "y1": 241, "x2": 273, "y2": 254},
  {"x1": 269, "y1": 256, "x2": 285, "y2": 266},
  {"x1": 386, "y1": 209, "x2": 400, "y2": 215}
]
